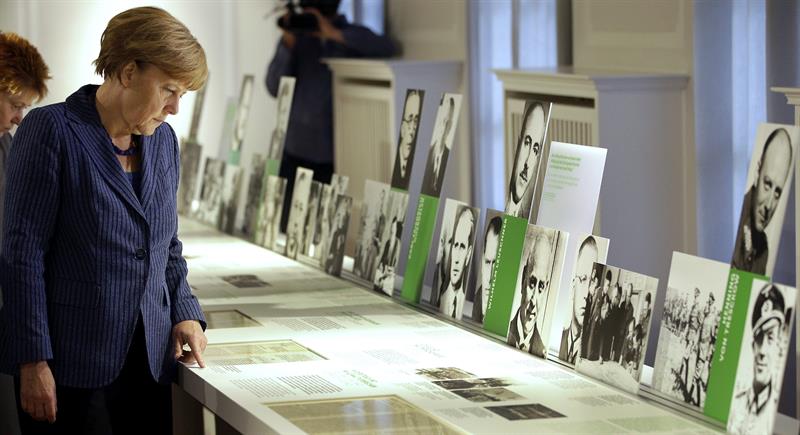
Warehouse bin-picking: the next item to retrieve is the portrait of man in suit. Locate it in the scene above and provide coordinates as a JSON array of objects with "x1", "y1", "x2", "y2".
[
  {"x1": 559, "y1": 235, "x2": 599, "y2": 364},
  {"x1": 231, "y1": 74, "x2": 254, "y2": 153},
  {"x1": 505, "y1": 101, "x2": 548, "y2": 220},
  {"x1": 286, "y1": 168, "x2": 312, "y2": 259},
  {"x1": 732, "y1": 127, "x2": 793, "y2": 275},
  {"x1": 302, "y1": 181, "x2": 322, "y2": 255},
  {"x1": 196, "y1": 158, "x2": 226, "y2": 226},
  {"x1": 438, "y1": 206, "x2": 477, "y2": 320},
  {"x1": 268, "y1": 79, "x2": 295, "y2": 160},
  {"x1": 372, "y1": 190, "x2": 408, "y2": 295},
  {"x1": 585, "y1": 267, "x2": 612, "y2": 361},
  {"x1": 257, "y1": 175, "x2": 287, "y2": 250},
  {"x1": 507, "y1": 230, "x2": 554, "y2": 357},
  {"x1": 373, "y1": 217, "x2": 402, "y2": 293},
  {"x1": 421, "y1": 95, "x2": 456, "y2": 197},
  {"x1": 218, "y1": 166, "x2": 243, "y2": 234},
  {"x1": 472, "y1": 214, "x2": 502, "y2": 323},
  {"x1": 324, "y1": 195, "x2": 352, "y2": 277},
  {"x1": 390, "y1": 89, "x2": 423, "y2": 190}
]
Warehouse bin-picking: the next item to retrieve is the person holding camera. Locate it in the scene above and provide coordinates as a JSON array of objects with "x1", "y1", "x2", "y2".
[{"x1": 266, "y1": 0, "x2": 395, "y2": 231}]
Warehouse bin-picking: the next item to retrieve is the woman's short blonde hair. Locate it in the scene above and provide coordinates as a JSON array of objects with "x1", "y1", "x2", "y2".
[
  {"x1": 0, "y1": 32, "x2": 50, "y2": 100},
  {"x1": 93, "y1": 7, "x2": 208, "y2": 91}
]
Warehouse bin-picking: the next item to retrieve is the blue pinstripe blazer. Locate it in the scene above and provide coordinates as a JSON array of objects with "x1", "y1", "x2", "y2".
[{"x1": 0, "y1": 85, "x2": 205, "y2": 388}]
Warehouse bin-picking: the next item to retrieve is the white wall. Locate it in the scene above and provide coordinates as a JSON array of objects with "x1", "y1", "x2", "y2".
[
  {"x1": 572, "y1": 0, "x2": 693, "y2": 74},
  {"x1": 0, "y1": 0, "x2": 281, "y2": 174}
]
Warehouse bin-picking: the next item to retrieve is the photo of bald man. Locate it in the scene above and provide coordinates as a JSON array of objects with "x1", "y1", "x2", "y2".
[
  {"x1": 732, "y1": 124, "x2": 799, "y2": 276},
  {"x1": 507, "y1": 225, "x2": 568, "y2": 358}
]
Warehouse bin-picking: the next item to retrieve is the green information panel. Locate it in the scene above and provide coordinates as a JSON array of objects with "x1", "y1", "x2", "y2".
[
  {"x1": 400, "y1": 194, "x2": 440, "y2": 303},
  {"x1": 482, "y1": 215, "x2": 528, "y2": 337},
  {"x1": 228, "y1": 149, "x2": 241, "y2": 166},
  {"x1": 265, "y1": 159, "x2": 281, "y2": 177}
]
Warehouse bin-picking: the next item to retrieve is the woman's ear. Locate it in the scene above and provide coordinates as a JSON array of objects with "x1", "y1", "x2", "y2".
[{"x1": 119, "y1": 61, "x2": 138, "y2": 88}]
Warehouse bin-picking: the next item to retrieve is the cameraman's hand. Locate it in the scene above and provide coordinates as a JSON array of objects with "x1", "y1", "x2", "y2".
[
  {"x1": 306, "y1": 8, "x2": 344, "y2": 44},
  {"x1": 279, "y1": 12, "x2": 297, "y2": 49},
  {"x1": 282, "y1": 30, "x2": 297, "y2": 49}
]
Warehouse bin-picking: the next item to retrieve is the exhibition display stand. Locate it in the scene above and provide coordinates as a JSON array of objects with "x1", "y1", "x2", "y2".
[{"x1": 173, "y1": 218, "x2": 723, "y2": 435}]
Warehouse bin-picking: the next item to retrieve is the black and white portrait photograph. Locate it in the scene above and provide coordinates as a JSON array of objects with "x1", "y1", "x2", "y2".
[
  {"x1": 652, "y1": 252, "x2": 728, "y2": 409},
  {"x1": 353, "y1": 180, "x2": 390, "y2": 281},
  {"x1": 426, "y1": 200, "x2": 478, "y2": 320},
  {"x1": 218, "y1": 164, "x2": 244, "y2": 234},
  {"x1": 371, "y1": 189, "x2": 409, "y2": 295},
  {"x1": 231, "y1": 74, "x2": 254, "y2": 153},
  {"x1": 177, "y1": 140, "x2": 202, "y2": 215},
  {"x1": 267, "y1": 76, "x2": 296, "y2": 160},
  {"x1": 504, "y1": 100, "x2": 552, "y2": 221},
  {"x1": 731, "y1": 123, "x2": 799, "y2": 276},
  {"x1": 506, "y1": 224, "x2": 568, "y2": 358},
  {"x1": 195, "y1": 157, "x2": 226, "y2": 227},
  {"x1": 558, "y1": 234, "x2": 610, "y2": 365},
  {"x1": 576, "y1": 263, "x2": 659, "y2": 393},
  {"x1": 187, "y1": 77, "x2": 208, "y2": 143},
  {"x1": 310, "y1": 184, "x2": 333, "y2": 260},
  {"x1": 421, "y1": 93, "x2": 462, "y2": 197},
  {"x1": 390, "y1": 89, "x2": 424, "y2": 191},
  {"x1": 415, "y1": 367, "x2": 476, "y2": 381},
  {"x1": 486, "y1": 403, "x2": 565, "y2": 421},
  {"x1": 423, "y1": 199, "x2": 465, "y2": 308},
  {"x1": 727, "y1": 280, "x2": 795, "y2": 435},
  {"x1": 451, "y1": 387, "x2": 523, "y2": 403},
  {"x1": 221, "y1": 274, "x2": 270, "y2": 289},
  {"x1": 467, "y1": 209, "x2": 503, "y2": 324},
  {"x1": 323, "y1": 194, "x2": 352, "y2": 277},
  {"x1": 286, "y1": 167, "x2": 314, "y2": 259},
  {"x1": 242, "y1": 153, "x2": 266, "y2": 237},
  {"x1": 330, "y1": 173, "x2": 349, "y2": 197},
  {"x1": 312, "y1": 174, "x2": 348, "y2": 263},
  {"x1": 301, "y1": 181, "x2": 322, "y2": 256},
  {"x1": 255, "y1": 175, "x2": 287, "y2": 251}
]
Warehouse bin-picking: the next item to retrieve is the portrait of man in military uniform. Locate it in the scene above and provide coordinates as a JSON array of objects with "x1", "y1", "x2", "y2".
[
  {"x1": 732, "y1": 125, "x2": 798, "y2": 276},
  {"x1": 728, "y1": 282, "x2": 795, "y2": 435}
]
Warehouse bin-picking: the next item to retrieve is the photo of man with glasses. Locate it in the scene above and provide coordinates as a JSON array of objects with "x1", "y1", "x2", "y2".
[{"x1": 391, "y1": 89, "x2": 423, "y2": 191}]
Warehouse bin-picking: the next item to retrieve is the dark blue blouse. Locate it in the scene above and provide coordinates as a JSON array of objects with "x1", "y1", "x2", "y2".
[{"x1": 125, "y1": 170, "x2": 142, "y2": 200}]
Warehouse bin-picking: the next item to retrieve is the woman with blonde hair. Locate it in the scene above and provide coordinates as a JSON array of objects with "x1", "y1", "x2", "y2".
[{"x1": 0, "y1": 7, "x2": 207, "y2": 434}]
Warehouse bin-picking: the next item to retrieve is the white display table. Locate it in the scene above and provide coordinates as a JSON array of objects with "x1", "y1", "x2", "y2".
[{"x1": 173, "y1": 218, "x2": 726, "y2": 435}]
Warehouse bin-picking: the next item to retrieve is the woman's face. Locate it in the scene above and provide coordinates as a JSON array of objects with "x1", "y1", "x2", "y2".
[
  {"x1": 0, "y1": 89, "x2": 36, "y2": 135},
  {"x1": 121, "y1": 62, "x2": 185, "y2": 136}
]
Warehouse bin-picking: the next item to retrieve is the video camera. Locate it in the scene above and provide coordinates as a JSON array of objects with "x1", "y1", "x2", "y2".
[{"x1": 277, "y1": 0, "x2": 342, "y2": 34}]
